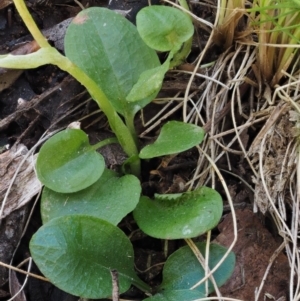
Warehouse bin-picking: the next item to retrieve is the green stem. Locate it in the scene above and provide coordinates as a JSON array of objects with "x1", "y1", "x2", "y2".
[
  {"x1": 91, "y1": 137, "x2": 119, "y2": 151},
  {"x1": 132, "y1": 278, "x2": 152, "y2": 294},
  {"x1": 54, "y1": 50, "x2": 141, "y2": 175},
  {"x1": 170, "y1": 0, "x2": 193, "y2": 68},
  {"x1": 124, "y1": 113, "x2": 138, "y2": 147},
  {"x1": 123, "y1": 112, "x2": 141, "y2": 176},
  {"x1": 169, "y1": 38, "x2": 193, "y2": 68},
  {"x1": 13, "y1": 0, "x2": 141, "y2": 177},
  {"x1": 177, "y1": 0, "x2": 189, "y2": 11},
  {"x1": 58, "y1": 55, "x2": 141, "y2": 176}
]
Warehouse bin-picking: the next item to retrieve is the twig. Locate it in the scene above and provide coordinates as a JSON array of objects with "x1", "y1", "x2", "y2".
[
  {"x1": 110, "y1": 269, "x2": 119, "y2": 301},
  {"x1": 0, "y1": 260, "x2": 48, "y2": 282}
]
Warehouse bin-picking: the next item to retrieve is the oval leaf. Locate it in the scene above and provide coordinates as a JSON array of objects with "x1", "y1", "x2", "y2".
[
  {"x1": 133, "y1": 187, "x2": 223, "y2": 239},
  {"x1": 41, "y1": 169, "x2": 141, "y2": 225},
  {"x1": 30, "y1": 215, "x2": 146, "y2": 299},
  {"x1": 144, "y1": 290, "x2": 205, "y2": 301},
  {"x1": 137, "y1": 6, "x2": 194, "y2": 52},
  {"x1": 139, "y1": 121, "x2": 205, "y2": 159},
  {"x1": 36, "y1": 129, "x2": 105, "y2": 193},
  {"x1": 160, "y1": 242, "x2": 236, "y2": 294},
  {"x1": 65, "y1": 7, "x2": 160, "y2": 116}
]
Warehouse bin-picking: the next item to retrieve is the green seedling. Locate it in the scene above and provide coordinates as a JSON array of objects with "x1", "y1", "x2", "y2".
[{"x1": 0, "y1": 1, "x2": 235, "y2": 299}]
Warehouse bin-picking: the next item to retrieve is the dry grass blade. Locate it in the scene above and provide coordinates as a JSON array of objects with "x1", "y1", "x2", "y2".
[
  {"x1": 249, "y1": 0, "x2": 300, "y2": 85},
  {"x1": 184, "y1": 1, "x2": 300, "y2": 297},
  {"x1": 213, "y1": 0, "x2": 247, "y2": 49}
]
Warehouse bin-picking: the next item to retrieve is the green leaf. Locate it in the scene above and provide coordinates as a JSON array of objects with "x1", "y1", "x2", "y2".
[
  {"x1": 36, "y1": 129, "x2": 105, "y2": 193},
  {"x1": 126, "y1": 63, "x2": 168, "y2": 102},
  {"x1": 65, "y1": 7, "x2": 160, "y2": 116},
  {"x1": 144, "y1": 290, "x2": 205, "y2": 301},
  {"x1": 41, "y1": 169, "x2": 141, "y2": 225},
  {"x1": 133, "y1": 187, "x2": 223, "y2": 239},
  {"x1": 139, "y1": 121, "x2": 205, "y2": 159},
  {"x1": 30, "y1": 215, "x2": 148, "y2": 299},
  {"x1": 160, "y1": 243, "x2": 235, "y2": 294},
  {"x1": 127, "y1": 52, "x2": 173, "y2": 102},
  {"x1": 136, "y1": 6, "x2": 194, "y2": 52}
]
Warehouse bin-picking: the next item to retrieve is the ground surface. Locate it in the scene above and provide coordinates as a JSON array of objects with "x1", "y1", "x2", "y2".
[{"x1": 0, "y1": 0, "x2": 295, "y2": 300}]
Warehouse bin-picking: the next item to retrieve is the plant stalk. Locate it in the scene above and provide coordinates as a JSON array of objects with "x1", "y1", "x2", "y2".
[
  {"x1": 124, "y1": 113, "x2": 141, "y2": 176},
  {"x1": 91, "y1": 137, "x2": 119, "y2": 151},
  {"x1": 170, "y1": 0, "x2": 193, "y2": 68},
  {"x1": 57, "y1": 55, "x2": 141, "y2": 176}
]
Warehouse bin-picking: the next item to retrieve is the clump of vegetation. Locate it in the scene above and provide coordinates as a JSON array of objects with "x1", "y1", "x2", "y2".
[
  {"x1": 0, "y1": 0, "x2": 236, "y2": 300},
  {"x1": 249, "y1": 0, "x2": 300, "y2": 85},
  {"x1": 210, "y1": 1, "x2": 300, "y2": 299},
  {"x1": 5, "y1": 0, "x2": 299, "y2": 298},
  {"x1": 214, "y1": 0, "x2": 300, "y2": 86}
]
